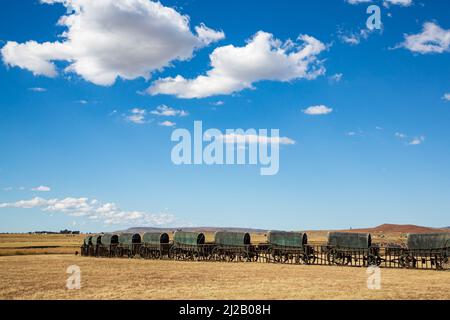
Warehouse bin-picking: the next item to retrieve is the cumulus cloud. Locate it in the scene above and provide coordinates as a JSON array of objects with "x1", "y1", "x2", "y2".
[
  {"x1": 31, "y1": 185, "x2": 51, "y2": 192},
  {"x1": 1, "y1": 0, "x2": 224, "y2": 86},
  {"x1": 0, "y1": 196, "x2": 176, "y2": 226},
  {"x1": 150, "y1": 105, "x2": 188, "y2": 117},
  {"x1": 303, "y1": 105, "x2": 333, "y2": 115},
  {"x1": 148, "y1": 31, "x2": 326, "y2": 98},
  {"x1": 399, "y1": 22, "x2": 450, "y2": 54},
  {"x1": 443, "y1": 93, "x2": 450, "y2": 101}
]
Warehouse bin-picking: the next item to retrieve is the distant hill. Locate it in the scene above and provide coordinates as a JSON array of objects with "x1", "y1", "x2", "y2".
[
  {"x1": 118, "y1": 226, "x2": 269, "y2": 234},
  {"x1": 349, "y1": 224, "x2": 449, "y2": 234}
]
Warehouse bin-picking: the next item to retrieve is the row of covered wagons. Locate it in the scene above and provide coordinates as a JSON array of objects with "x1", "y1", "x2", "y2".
[
  {"x1": 81, "y1": 230, "x2": 450, "y2": 268},
  {"x1": 81, "y1": 231, "x2": 310, "y2": 259}
]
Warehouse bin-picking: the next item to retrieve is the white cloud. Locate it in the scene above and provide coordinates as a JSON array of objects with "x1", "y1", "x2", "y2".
[
  {"x1": 345, "y1": 0, "x2": 371, "y2": 4},
  {"x1": 150, "y1": 105, "x2": 188, "y2": 117},
  {"x1": 1, "y1": 0, "x2": 224, "y2": 86},
  {"x1": 395, "y1": 132, "x2": 425, "y2": 145},
  {"x1": 409, "y1": 136, "x2": 425, "y2": 145},
  {"x1": 329, "y1": 73, "x2": 343, "y2": 83},
  {"x1": 339, "y1": 28, "x2": 375, "y2": 46},
  {"x1": 31, "y1": 185, "x2": 51, "y2": 192},
  {"x1": 195, "y1": 23, "x2": 226, "y2": 46},
  {"x1": 345, "y1": 0, "x2": 412, "y2": 5},
  {"x1": 217, "y1": 133, "x2": 296, "y2": 145},
  {"x1": 28, "y1": 87, "x2": 47, "y2": 92},
  {"x1": 303, "y1": 105, "x2": 333, "y2": 115},
  {"x1": 125, "y1": 108, "x2": 147, "y2": 124},
  {"x1": 212, "y1": 101, "x2": 225, "y2": 106},
  {"x1": 2, "y1": 187, "x2": 13, "y2": 191},
  {"x1": 0, "y1": 196, "x2": 176, "y2": 226},
  {"x1": 443, "y1": 93, "x2": 450, "y2": 101},
  {"x1": 148, "y1": 31, "x2": 326, "y2": 98},
  {"x1": 399, "y1": 22, "x2": 450, "y2": 54},
  {"x1": 383, "y1": 0, "x2": 412, "y2": 7},
  {"x1": 395, "y1": 132, "x2": 407, "y2": 139},
  {"x1": 159, "y1": 121, "x2": 176, "y2": 127}
]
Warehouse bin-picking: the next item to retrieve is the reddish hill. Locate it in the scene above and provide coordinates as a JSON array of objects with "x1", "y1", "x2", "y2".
[{"x1": 350, "y1": 224, "x2": 448, "y2": 234}]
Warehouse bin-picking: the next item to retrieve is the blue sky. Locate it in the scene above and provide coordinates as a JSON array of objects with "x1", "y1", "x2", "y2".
[{"x1": 0, "y1": 0, "x2": 449, "y2": 232}]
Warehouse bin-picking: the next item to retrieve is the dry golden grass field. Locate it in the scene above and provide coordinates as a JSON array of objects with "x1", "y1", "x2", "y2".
[
  {"x1": 0, "y1": 254, "x2": 449, "y2": 300},
  {"x1": 0, "y1": 233, "x2": 84, "y2": 256}
]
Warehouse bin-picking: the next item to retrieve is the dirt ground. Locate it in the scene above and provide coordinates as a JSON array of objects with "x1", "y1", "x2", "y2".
[{"x1": 0, "y1": 254, "x2": 449, "y2": 300}]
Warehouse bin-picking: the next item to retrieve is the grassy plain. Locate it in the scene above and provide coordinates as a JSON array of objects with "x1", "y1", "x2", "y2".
[
  {"x1": 0, "y1": 234, "x2": 84, "y2": 256},
  {"x1": 0, "y1": 254, "x2": 449, "y2": 300}
]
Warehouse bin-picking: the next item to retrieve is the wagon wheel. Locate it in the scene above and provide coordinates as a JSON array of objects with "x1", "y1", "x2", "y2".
[
  {"x1": 249, "y1": 251, "x2": 259, "y2": 262},
  {"x1": 168, "y1": 247, "x2": 176, "y2": 259},
  {"x1": 442, "y1": 256, "x2": 450, "y2": 270},
  {"x1": 271, "y1": 249, "x2": 282, "y2": 263},
  {"x1": 399, "y1": 254, "x2": 415, "y2": 268},
  {"x1": 238, "y1": 251, "x2": 249, "y2": 262},
  {"x1": 210, "y1": 247, "x2": 221, "y2": 261},
  {"x1": 367, "y1": 254, "x2": 382, "y2": 267},
  {"x1": 226, "y1": 252, "x2": 236, "y2": 262},
  {"x1": 154, "y1": 250, "x2": 161, "y2": 260},
  {"x1": 139, "y1": 247, "x2": 147, "y2": 259},
  {"x1": 328, "y1": 251, "x2": 346, "y2": 266},
  {"x1": 327, "y1": 250, "x2": 337, "y2": 265},
  {"x1": 303, "y1": 251, "x2": 315, "y2": 265}
]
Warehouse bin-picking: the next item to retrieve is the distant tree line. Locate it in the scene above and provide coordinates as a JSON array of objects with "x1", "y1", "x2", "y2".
[{"x1": 28, "y1": 229, "x2": 81, "y2": 235}]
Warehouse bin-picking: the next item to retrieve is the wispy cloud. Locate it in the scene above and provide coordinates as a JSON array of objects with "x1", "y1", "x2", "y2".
[
  {"x1": 443, "y1": 93, "x2": 450, "y2": 101},
  {"x1": 31, "y1": 185, "x2": 51, "y2": 192},
  {"x1": 303, "y1": 105, "x2": 333, "y2": 116},
  {"x1": 217, "y1": 133, "x2": 296, "y2": 145},
  {"x1": 395, "y1": 132, "x2": 425, "y2": 145},
  {"x1": 395, "y1": 132, "x2": 407, "y2": 139},
  {"x1": 345, "y1": 0, "x2": 413, "y2": 6},
  {"x1": 28, "y1": 87, "x2": 46, "y2": 92},
  {"x1": 159, "y1": 121, "x2": 176, "y2": 127},
  {"x1": 408, "y1": 136, "x2": 425, "y2": 145},
  {"x1": 328, "y1": 73, "x2": 343, "y2": 83},
  {"x1": 338, "y1": 27, "x2": 378, "y2": 46},
  {"x1": 125, "y1": 108, "x2": 147, "y2": 124},
  {"x1": 0, "y1": 197, "x2": 177, "y2": 226}
]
